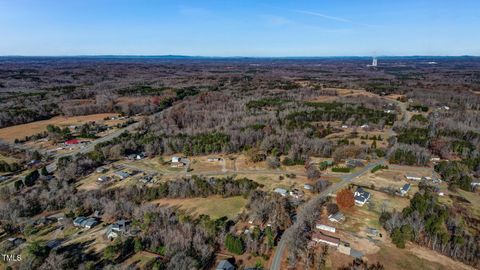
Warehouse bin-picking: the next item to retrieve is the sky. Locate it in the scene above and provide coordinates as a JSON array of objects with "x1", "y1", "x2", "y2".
[{"x1": 1, "y1": 0, "x2": 479, "y2": 56}]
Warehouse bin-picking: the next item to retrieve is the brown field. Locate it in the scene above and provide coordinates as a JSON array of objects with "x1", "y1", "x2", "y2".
[
  {"x1": 188, "y1": 155, "x2": 225, "y2": 173},
  {"x1": 153, "y1": 195, "x2": 248, "y2": 219},
  {"x1": 364, "y1": 243, "x2": 475, "y2": 270},
  {"x1": 0, "y1": 113, "x2": 120, "y2": 142},
  {"x1": 0, "y1": 154, "x2": 19, "y2": 163},
  {"x1": 355, "y1": 168, "x2": 418, "y2": 191}
]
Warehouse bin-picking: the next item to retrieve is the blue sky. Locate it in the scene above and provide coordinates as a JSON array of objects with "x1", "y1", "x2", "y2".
[{"x1": 1, "y1": 0, "x2": 479, "y2": 56}]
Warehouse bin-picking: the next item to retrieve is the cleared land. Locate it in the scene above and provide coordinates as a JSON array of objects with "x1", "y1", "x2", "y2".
[
  {"x1": 0, "y1": 113, "x2": 120, "y2": 142},
  {"x1": 153, "y1": 195, "x2": 248, "y2": 219}
]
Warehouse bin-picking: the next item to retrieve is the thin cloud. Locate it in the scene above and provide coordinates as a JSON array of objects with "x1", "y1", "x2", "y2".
[{"x1": 292, "y1": 9, "x2": 379, "y2": 28}]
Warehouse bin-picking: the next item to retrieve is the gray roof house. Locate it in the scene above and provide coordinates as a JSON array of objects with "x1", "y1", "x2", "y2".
[
  {"x1": 328, "y1": 212, "x2": 346, "y2": 223},
  {"x1": 216, "y1": 260, "x2": 235, "y2": 270},
  {"x1": 82, "y1": 218, "x2": 99, "y2": 229},
  {"x1": 73, "y1": 217, "x2": 87, "y2": 227},
  {"x1": 73, "y1": 217, "x2": 98, "y2": 229},
  {"x1": 354, "y1": 187, "x2": 371, "y2": 206},
  {"x1": 115, "y1": 171, "x2": 130, "y2": 180},
  {"x1": 400, "y1": 183, "x2": 411, "y2": 196},
  {"x1": 106, "y1": 220, "x2": 130, "y2": 240}
]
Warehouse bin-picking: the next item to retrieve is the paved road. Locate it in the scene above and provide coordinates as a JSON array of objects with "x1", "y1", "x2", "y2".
[
  {"x1": 45, "y1": 121, "x2": 141, "y2": 172},
  {"x1": 269, "y1": 160, "x2": 383, "y2": 270}
]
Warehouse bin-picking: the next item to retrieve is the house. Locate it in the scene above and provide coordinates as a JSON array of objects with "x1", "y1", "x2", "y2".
[
  {"x1": 274, "y1": 188, "x2": 288, "y2": 197},
  {"x1": 366, "y1": 227, "x2": 380, "y2": 237},
  {"x1": 471, "y1": 182, "x2": 480, "y2": 187},
  {"x1": 83, "y1": 218, "x2": 99, "y2": 229},
  {"x1": 73, "y1": 217, "x2": 87, "y2": 227},
  {"x1": 303, "y1": 184, "x2": 313, "y2": 190},
  {"x1": 354, "y1": 187, "x2": 371, "y2": 206},
  {"x1": 311, "y1": 232, "x2": 340, "y2": 247},
  {"x1": 64, "y1": 139, "x2": 81, "y2": 145},
  {"x1": 106, "y1": 220, "x2": 130, "y2": 240},
  {"x1": 73, "y1": 217, "x2": 98, "y2": 229},
  {"x1": 97, "y1": 176, "x2": 110, "y2": 182},
  {"x1": 171, "y1": 156, "x2": 186, "y2": 167},
  {"x1": 360, "y1": 124, "x2": 369, "y2": 129},
  {"x1": 46, "y1": 239, "x2": 62, "y2": 250},
  {"x1": 115, "y1": 171, "x2": 130, "y2": 180},
  {"x1": 405, "y1": 175, "x2": 422, "y2": 181},
  {"x1": 346, "y1": 159, "x2": 364, "y2": 168},
  {"x1": 208, "y1": 157, "x2": 222, "y2": 162},
  {"x1": 400, "y1": 183, "x2": 411, "y2": 196},
  {"x1": 216, "y1": 260, "x2": 235, "y2": 270},
  {"x1": 328, "y1": 212, "x2": 345, "y2": 223},
  {"x1": 341, "y1": 125, "x2": 348, "y2": 129},
  {"x1": 7, "y1": 237, "x2": 26, "y2": 247},
  {"x1": 96, "y1": 166, "x2": 108, "y2": 173},
  {"x1": 316, "y1": 224, "x2": 336, "y2": 233}
]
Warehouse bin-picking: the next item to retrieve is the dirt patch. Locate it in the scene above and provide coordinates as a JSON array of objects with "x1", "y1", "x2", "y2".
[{"x1": 407, "y1": 244, "x2": 476, "y2": 270}]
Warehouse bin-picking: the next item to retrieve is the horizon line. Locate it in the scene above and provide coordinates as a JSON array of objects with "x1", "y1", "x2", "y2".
[{"x1": 1, "y1": 54, "x2": 479, "y2": 59}]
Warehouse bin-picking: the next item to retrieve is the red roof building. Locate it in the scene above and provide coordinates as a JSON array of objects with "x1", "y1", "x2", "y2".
[
  {"x1": 65, "y1": 139, "x2": 80, "y2": 145},
  {"x1": 312, "y1": 232, "x2": 340, "y2": 247}
]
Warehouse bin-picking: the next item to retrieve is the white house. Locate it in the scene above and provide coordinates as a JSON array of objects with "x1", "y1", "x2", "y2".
[
  {"x1": 274, "y1": 188, "x2": 288, "y2": 197},
  {"x1": 303, "y1": 184, "x2": 313, "y2": 190},
  {"x1": 354, "y1": 187, "x2": 371, "y2": 206},
  {"x1": 97, "y1": 176, "x2": 109, "y2": 182},
  {"x1": 316, "y1": 224, "x2": 336, "y2": 233},
  {"x1": 405, "y1": 175, "x2": 422, "y2": 181}
]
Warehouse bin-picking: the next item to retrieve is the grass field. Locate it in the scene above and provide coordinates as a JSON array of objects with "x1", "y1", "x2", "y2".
[
  {"x1": 0, "y1": 113, "x2": 120, "y2": 142},
  {"x1": 153, "y1": 195, "x2": 247, "y2": 219}
]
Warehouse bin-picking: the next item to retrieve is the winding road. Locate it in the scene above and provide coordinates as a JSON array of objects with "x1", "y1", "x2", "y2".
[{"x1": 269, "y1": 160, "x2": 384, "y2": 270}]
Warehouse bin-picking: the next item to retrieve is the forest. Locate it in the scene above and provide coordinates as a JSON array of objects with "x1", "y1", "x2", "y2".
[{"x1": 1, "y1": 56, "x2": 480, "y2": 269}]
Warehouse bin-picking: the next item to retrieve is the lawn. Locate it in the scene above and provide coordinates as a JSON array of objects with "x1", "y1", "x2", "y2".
[{"x1": 153, "y1": 195, "x2": 248, "y2": 219}]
